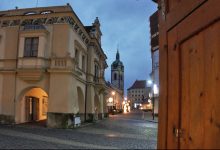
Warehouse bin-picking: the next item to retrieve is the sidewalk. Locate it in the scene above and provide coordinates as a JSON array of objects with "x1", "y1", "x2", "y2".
[{"x1": 141, "y1": 111, "x2": 158, "y2": 123}]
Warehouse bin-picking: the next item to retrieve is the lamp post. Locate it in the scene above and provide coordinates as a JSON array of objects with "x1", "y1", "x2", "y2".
[
  {"x1": 152, "y1": 88, "x2": 155, "y2": 120},
  {"x1": 123, "y1": 97, "x2": 127, "y2": 113},
  {"x1": 111, "y1": 91, "x2": 115, "y2": 115},
  {"x1": 148, "y1": 80, "x2": 157, "y2": 120},
  {"x1": 153, "y1": 84, "x2": 159, "y2": 120},
  {"x1": 112, "y1": 91, "x2": 115, "y2": 108},
  {"x1": 108, "y1": 97, "x2": 113, "y2": 113}
]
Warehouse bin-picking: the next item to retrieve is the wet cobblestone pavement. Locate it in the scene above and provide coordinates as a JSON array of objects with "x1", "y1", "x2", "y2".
[{"x1": 0, "y1": 110, "x2": 157, "y2": 149}]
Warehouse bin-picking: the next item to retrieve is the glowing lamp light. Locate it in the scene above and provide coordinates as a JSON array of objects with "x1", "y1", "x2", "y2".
[
  {"x1": 108, "y1": 97, "x2": 113, "y2": 103},
  {"x1": 147, "y1": 80, "x2": 153, "y2": 85},
  {"x1": 153, "y1": 84, "x2": 159, "y2": 94}
]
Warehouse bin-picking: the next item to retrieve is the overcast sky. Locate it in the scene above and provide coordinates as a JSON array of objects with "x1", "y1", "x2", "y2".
[{"x1": 0, "y1": 0, "x2": 157, "y2": 95}]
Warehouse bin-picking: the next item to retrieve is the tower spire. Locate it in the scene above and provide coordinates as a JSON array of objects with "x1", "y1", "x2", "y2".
[{"x1": 116, "y1": 49, "x2": 120, "y2": 60}]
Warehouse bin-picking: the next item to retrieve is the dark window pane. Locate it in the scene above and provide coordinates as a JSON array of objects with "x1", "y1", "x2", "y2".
[
  {"x1": 24, "y1": 37, "x2": 39, "y2": 57},
  {"x1": 114, "y1": 73, "x2": 117, "y2": 80}
]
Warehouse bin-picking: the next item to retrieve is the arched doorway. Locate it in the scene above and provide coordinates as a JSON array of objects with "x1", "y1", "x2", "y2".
[
  {"x1": 19, "y1": 88, "x2": 48, "y2": 124},
  {"x1": 77, "y1": 87, "x2": 85, "y2": 121},
  {"x1": 94, "y1": 94, "x2": 100, "y2": 120}
]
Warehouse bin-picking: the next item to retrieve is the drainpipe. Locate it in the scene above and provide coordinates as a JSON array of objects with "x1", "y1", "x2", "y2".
[
  {"x1": 14, "y1": 21, "x2": 21, "y2": 124},
  {"x1": 84, "y1": 48, "x2": 89, "y2": 122}
]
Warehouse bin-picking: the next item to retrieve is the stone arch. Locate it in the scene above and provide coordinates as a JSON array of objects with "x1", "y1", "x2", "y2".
[
  {"x1": 16, "y1": 87, "x2": 49, "y2": 124},
  {"x1": 17, "y1": 86, "x2": 49, "y2": 102}
]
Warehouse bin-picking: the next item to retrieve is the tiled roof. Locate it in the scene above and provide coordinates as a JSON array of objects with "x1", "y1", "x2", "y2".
[{"x1": 127, "y1": 80, "x2": 146, "y2": 90}]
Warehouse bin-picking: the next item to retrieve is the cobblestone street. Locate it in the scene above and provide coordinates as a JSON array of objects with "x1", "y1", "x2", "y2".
[{"x1": 0, "y1": 110, "x2": 157, "y2": 149}]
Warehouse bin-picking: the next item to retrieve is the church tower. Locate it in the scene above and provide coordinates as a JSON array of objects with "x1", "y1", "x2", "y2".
[{"x1": 111, "y1": 50, "x2": 124, "y2": 91}]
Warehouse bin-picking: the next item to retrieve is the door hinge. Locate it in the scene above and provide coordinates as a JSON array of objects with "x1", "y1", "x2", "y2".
[{"x1": 173, "y1": 127, "x2": 184, "y2": 138}]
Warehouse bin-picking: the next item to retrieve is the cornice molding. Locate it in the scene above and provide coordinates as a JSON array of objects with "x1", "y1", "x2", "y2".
[{"x1": 0, "y1": 15, "x2": 90, "y2": 46}]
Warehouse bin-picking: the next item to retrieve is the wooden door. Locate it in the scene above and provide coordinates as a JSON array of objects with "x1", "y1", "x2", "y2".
[
  {"x1": 167, "y1": 27, "x2": 180, "y2": 149},
  {"x1": 166, "y1": 3, "x2": 220, "y2": 150},
  {"x1": 25, "y1": 96, "x2": 31, "y2": 121},
  {"x1": 167, "y1": 24, "x2": 220, "y2": 149},
  {"x1": 33, "y1": 98, "x2": 39, "y2": 121},
  {"x1": 180, "y1": 20, "x2": 220, "y2": 149},
  {"x1": 25, "y1": 96, "x2": 39, "y2": 122},
  {"x1": 158, "y1": 0, "x2": 220, "y2": 149}
]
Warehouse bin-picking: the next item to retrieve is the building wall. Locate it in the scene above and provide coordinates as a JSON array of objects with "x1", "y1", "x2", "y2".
[
  {"x1": 127, "y1": 88, "x2": 148, "y2": 107},
  {"x1": 150, "y1": 10, "x2": 159, "y2": 115},
  {"x1": 152, "y1": 50, "x2": 159, "y2": 86},
  {"x1": 0, "y1": 5, "x2": 108, "y2": 127},
  {"x1": 106, "y1": 87, "x2": 123, "y2": 110}
]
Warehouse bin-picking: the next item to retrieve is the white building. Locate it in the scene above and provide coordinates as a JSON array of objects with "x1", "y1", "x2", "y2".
[
  {"x1": 149, "y1": 10, "x2": 159, "y2": 115},
  {"x1": 127, "y1": 80, "x2": 148, "y2": 109}
]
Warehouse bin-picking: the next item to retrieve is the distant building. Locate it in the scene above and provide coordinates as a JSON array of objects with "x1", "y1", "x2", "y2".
[
  {"x1": 105, "y1": 81, "x2": 123, "y2": 112},
  {"x1": 127, "y1": 80, "x2": 149, "y2": 108},
  {"x1": 149, "y1": 10, "x2": 159, "y2": 115},
  {"x1": 0, "y1": 5, "x2": 108, "y2": 128},
  {"x1": 105, "y1": 50, "x2": 124, "y2": 113},
  {"x1": 111, "y1": 50, "x2": 124, "y2": 92}
]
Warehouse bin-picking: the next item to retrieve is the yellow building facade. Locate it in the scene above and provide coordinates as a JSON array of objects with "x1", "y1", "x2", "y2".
[{"x1": 0, "y1": 5, "x2": 108, "y2": 128}]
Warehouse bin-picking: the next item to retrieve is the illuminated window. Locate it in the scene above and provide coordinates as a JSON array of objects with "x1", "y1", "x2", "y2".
[
  {"x1": 24, "y1": 11, "x2": 37, "y2": 15},
  {"x1": 40, "y1": 10, "x2": 53, "y2": 14}
]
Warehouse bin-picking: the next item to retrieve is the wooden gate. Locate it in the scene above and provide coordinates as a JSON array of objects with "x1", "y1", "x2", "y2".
[{"x1": 158, "y1": 0, "x2": 220, "y2": 149}]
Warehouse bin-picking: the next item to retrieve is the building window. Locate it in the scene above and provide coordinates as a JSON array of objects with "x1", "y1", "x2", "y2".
[
  {"x1": 94, "y1": 64, "x2": 99, "y2": 82},
  {"x1": 24, "y1": 37, "x2": 39, "y2": 57},
  {"x1": 24, "y1": 11, "x2": 37, "y2": 15},
  {"x1": 75, "y1": 49, "x2": 79, "y2": 67},
  {"x1": 82, "y1": 55, "x2": 85, "y2": 71},
  {"x1": 114, "y1": 73, "x2": 117, "y2": 80},
  {"x1": 40, "y1": 10, "x2": 53, "y2": 14}
]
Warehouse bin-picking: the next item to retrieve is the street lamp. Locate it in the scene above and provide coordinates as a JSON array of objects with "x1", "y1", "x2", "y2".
[
  {"x1": 111, "y1": 91, "x2": 116, "y2": 113},
  {"x1": 108, "y1": 97, "x2": 113, "y2": 113},
  {"x1": 108, "y1": 97, "x2": 113, "y2": 103},
  {"x1": 152, "y1": 84, "x2": 159, "y2": 120},
  {"x1": 147, "y1": 80, "x2": 155, "y2": 120},
  {"x1": 147, "y1": 80, "x2": 153, "y2": 85},
  {"x1": 111, "y1": 91, "x2": 115, "y2": 106}
]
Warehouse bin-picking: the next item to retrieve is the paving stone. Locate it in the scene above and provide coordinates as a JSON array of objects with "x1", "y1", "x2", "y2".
[{"x1": 0, "y1": 110, "x2": 157, "y2": 149}]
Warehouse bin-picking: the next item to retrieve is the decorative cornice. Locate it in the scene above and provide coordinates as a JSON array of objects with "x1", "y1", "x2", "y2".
[{"x1": 0, "y1": 15, "x2": 90, "y2": 46}]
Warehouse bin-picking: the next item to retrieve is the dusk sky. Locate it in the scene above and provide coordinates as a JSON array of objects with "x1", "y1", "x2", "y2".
[{"x1": 0, "y1": 0, "x2": 157, "y2": 95}]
